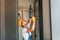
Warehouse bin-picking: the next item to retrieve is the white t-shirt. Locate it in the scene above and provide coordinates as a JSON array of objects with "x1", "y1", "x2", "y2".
[
  {"x1": 22, "y1": 23, "x2": 32, "y2": 40},
  {"x1": 22, "y1": 28, "x2": 29, "y2": 40}
]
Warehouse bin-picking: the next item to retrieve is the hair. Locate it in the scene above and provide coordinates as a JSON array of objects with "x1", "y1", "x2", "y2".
[{"x1": 18, "y1": 13, "x2": 20, "y2": 16}]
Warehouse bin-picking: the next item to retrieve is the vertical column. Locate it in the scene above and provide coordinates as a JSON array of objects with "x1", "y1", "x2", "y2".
[
  {"x1": 5, "y1": 0, "x2": 17, "y2": 40},
  {"x1": 42, "y1": 0, "x2": 51, "y2": 40},
  {"x1": 1, "y1": 0, "x2": 5, "y2": 40},
  {"x1": 39, "y1": 0, "x2": 44, "y2": 40}
]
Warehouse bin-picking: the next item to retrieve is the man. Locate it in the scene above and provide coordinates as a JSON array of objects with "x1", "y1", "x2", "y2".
[
  {"x1": 18, "y1": 13, "x2": 29, "y2": 40},
  {"x1": 18, "y1": 13, "x2": 35, "y2": 40},
  {"x1": 22, "y1": 16, "x2": 35, "y2": 40}
]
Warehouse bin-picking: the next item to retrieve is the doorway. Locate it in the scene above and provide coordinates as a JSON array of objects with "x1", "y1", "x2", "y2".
[{"x1": 0, "y1": 0, "x2": 44, "y2": 40}]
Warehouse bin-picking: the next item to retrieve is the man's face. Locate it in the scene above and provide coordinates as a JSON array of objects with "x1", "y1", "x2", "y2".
[{"x1": 22, "y1": 20, "x2": 27, "y2": 28}]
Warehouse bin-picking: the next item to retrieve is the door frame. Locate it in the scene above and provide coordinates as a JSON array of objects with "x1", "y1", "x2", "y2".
[
  {"x1": 34, "y1": 0, "x2": 44, "y2": 40},
  {"x1": 0, "y1": 0, "x2": 52, "y2": 40},
  {"x1": 34, "y1": 0, "x2": 52, "y2": 40}
]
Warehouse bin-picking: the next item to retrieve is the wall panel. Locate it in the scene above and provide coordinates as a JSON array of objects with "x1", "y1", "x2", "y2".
[
  {"x1": 42, "y1": 0, "x2": 51, "y2": 40},
  {"x1": 5, "y1": 0, "x2": 17, "y2": 40}
]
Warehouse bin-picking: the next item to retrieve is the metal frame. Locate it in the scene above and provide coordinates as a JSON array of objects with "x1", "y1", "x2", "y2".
[
  {"x1": 49, "y1": 0, "x2": 52, "y2": 40},
  {"x1": 34, "y1": 0, "x2": 44, "y2": 40},
  {"x1": 39, "y1": 0, "x2": 44, "y2": 40}
]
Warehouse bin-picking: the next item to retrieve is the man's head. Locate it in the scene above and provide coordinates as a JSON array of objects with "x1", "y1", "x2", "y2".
[
  {"x1": 18, "y1": 13, "x2": 22, "y2": 19},
  {"x1": 18, "y1": 13, "x2": 20, "y2": 16},
  {"x1": 22, "y1": 19, "x2": 28, "y2": 28}
]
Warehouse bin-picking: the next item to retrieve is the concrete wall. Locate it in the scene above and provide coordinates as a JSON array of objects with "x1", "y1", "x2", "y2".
[
  {"x1": 51, "y1": 0, "x2": 60, "y2": 40},
  {"x1": 18, "y1": 9, "x2": 29, "y2": 21},
  {"x1": 18, "y1": 0, "x2": 34, "y2": 21}
]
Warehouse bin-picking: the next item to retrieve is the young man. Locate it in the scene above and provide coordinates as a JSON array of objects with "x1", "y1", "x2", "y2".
[
  {"x1": 18, "y1": 13, "x2": 35, "y2": 40},
  {"x1": 22, "y1": 16, "x2": 35, "y2": 40},
  {"x1": 18, "y1": 13, "x2": 29, "y2": 40}
]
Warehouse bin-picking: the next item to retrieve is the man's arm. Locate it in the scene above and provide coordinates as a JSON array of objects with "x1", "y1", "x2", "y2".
[
  {"x1": 26, "y1": 16, "x2": 35, "y2": 32},
  {"x1": 26, "y1": 22, "x2": 35, "y2": 32}
]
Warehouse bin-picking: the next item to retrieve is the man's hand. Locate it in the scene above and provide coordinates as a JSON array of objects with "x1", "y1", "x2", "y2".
[{"x1": 26, "y1": 28, "x2": 33, "y2": 33}]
